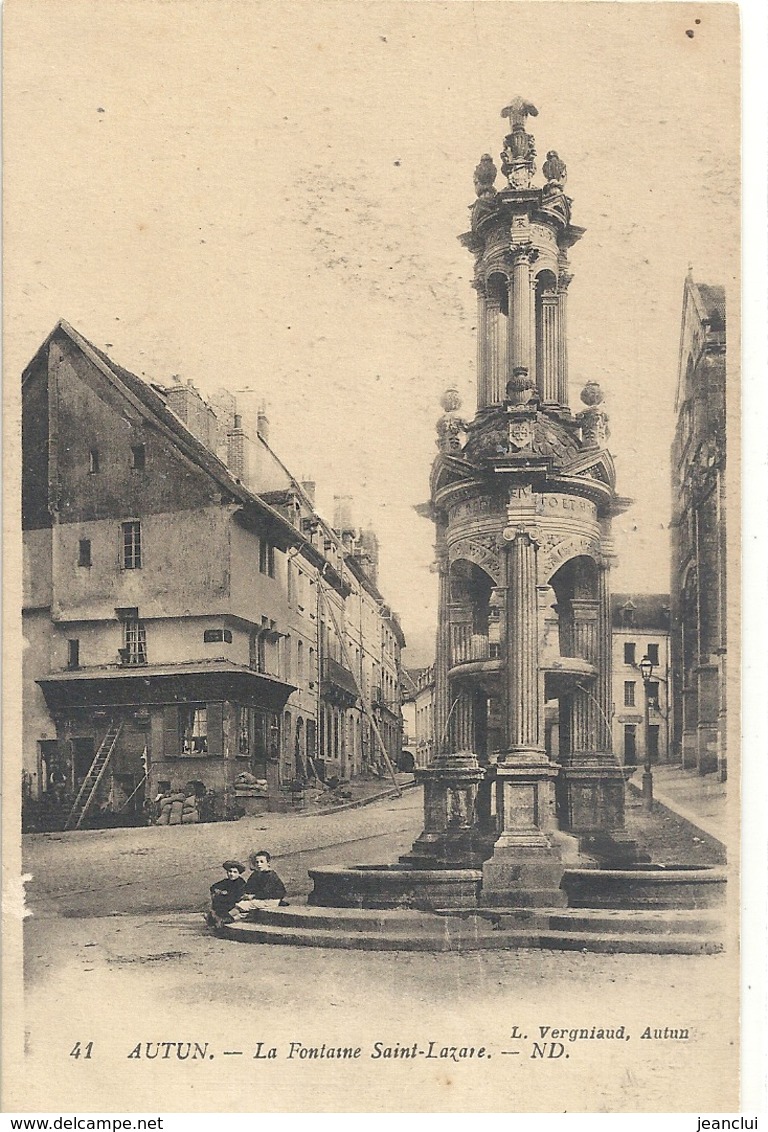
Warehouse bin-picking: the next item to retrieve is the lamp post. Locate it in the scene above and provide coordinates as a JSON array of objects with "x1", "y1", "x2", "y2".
[{"x1": 639, "y1": 654, "x2": 655, "y2": 811}]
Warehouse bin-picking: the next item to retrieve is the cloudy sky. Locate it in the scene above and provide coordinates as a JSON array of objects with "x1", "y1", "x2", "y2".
[{"x1": 5, "y1": 1, "x2": 740, "y2": 663}]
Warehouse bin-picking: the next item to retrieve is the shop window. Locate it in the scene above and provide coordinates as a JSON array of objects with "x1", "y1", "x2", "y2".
[
  {"x1": 623, "y1": 681, "x2": 636, "y2": 707},
  {"x1": 121, "y1": 521, "x2": 142, "y2": 569},
  {"x1": 130, "y1": 444, "x2": 146, "y2": 471},
  {"x1": 180, "y1": 704, "x2": 208, "y2": 754},
  {"x1": 646, "y1": 643, "x2": 659, "y2": 666},
  {"x1": 623, "y1": 642, "x2": 635, "y2": 665},
  {"x1": 78, "y1": 538, "x2": 92, "y2": 567}
]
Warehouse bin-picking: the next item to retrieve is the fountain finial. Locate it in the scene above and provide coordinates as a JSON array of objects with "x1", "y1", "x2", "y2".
[{"x1": 500, "y1": 97, "x2": 538, "y2": 190}]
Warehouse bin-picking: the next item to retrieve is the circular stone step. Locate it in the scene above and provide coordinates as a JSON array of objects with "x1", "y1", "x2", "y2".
[{"x1": 219, "y1": 905, "x2": 724, "y2": 954}]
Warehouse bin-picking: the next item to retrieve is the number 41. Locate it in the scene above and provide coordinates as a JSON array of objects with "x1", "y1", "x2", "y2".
[{"x1": 70, "y1": 1041, "x2": 93, "y2": 1059}]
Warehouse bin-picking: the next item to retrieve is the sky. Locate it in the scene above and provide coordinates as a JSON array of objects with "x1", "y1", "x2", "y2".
[{"x1": 5, "y1": 0, "x2": 740, "y2": 664}]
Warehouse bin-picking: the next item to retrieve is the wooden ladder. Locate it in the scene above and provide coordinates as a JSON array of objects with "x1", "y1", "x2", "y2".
[{"x1": 64, "y1": 720, "x2": 124, "y2": 831}]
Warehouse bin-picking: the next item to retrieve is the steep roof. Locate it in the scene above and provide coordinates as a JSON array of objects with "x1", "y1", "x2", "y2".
[
  {"x1": 695, "y1": 283, "x2": 726, "y2": 332},
  {"x1": 611, "y1": 593, "x2": 671, "y2": 631},
  {"x1": 22, "y1": 320, "x2": 303, "y2": 552}
]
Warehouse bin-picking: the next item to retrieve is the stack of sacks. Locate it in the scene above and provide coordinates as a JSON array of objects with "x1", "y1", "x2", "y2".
[
  {"x1": 156, "y1": 791, "x2": 186, "y2": 826},
  {"x1": 181, "y1": 792, "x2": 200, "y2": 824}
]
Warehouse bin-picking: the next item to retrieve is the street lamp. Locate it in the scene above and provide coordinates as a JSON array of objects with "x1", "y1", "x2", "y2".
[{"x1": 639, "y1": 654, "x2": 655, "y2": 811}]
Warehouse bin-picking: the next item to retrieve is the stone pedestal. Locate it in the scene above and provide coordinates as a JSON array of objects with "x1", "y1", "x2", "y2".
[
  {"x1": 556, "y1": 755, "x2": 641, "y2": 865},
  {"x1": 401, "y1": 750, "x2": 490, "y2": 869},
  {"x1": 482, "y1": 754, "x2": 565, "y2": 906}
]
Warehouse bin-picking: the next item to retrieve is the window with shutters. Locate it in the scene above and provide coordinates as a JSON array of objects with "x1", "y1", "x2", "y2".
[
  {"x1": 623, "y1": 681, "x2": 636, "y2": 707},
  {"x1": 180, "y1": 704, "x2": 207, "y2": 754}
]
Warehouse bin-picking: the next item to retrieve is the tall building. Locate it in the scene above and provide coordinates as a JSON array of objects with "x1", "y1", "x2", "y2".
[
  {"x1": 669, "y1": 272, "x2": 727, "y2": 779},
  {"x1": 21, "y1": 320, "x2": 403, "y2": 828},
  {"x1": 611, "y1": 594, "x2": 671, "y2": 768}
]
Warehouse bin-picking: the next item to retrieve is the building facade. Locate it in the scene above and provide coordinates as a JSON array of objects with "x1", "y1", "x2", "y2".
[
  {"x1": 22, "y1": 321, "x2": 403, "y2": 828},
  {"x1": 669, "y1": 273, "x2": 727, "y2": 779},
  {"x1": 401, "y1": 665, "x2": 435, "y2": 771},
  {"x1": 611, "y1": 594, "x2": 671, "y2": 768}
]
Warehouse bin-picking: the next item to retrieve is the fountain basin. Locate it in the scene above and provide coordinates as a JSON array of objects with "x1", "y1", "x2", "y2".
[
  {"x1": 561, "y1": 865, "x2": 727, "y2": 909},
  {"x1": 308, "y1": 864, "x2": 483, "y2": 910}
]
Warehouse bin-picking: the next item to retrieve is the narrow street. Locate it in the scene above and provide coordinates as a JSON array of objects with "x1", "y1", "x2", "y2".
[{"x1": 14, "y1": 789, "x2": 738, "y2": 1114}]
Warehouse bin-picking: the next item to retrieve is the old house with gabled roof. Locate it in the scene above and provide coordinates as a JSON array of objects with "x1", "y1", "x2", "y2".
[{"x1": 22, "y1": 320, "x2": 403, "y2": 828}]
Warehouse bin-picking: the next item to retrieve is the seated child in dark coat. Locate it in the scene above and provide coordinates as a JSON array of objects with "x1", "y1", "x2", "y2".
[
  {"x1": 206, "y1": 859, "x2": 247, "y2": 927},
  {"x1": 230, "y1": 850, "x2": 287, "y2": 919}
]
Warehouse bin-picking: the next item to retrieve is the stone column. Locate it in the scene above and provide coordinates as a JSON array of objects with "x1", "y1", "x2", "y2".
[
  {"x1": 432, "y1": 537, "x2": 451, "y2": 756},
  {"x1": 540, "y1": 290, "x2": 559, "y2": 405},
  {"x1": 482, "y1": 527, "x2": 564, "y2": 907},
  {"x1": 556, "y1": 272, "x2": 572, "y2": 407},
  {"x1": 449, "y1": 687, "x2": 476, "y2": 753},
  {"x1": 528, "y1": 275, "x2": 538, "y2": 395},
  {"x1": 505, "y1": 530, "x2": 542, "y2": 751},
  {"x1": 596, "y1": 562, "x2": 613, "y2": 752},
  {"x1": 486, "y1": 292, "x2": 503, "y2": 405},
  {"x1": 475, "y1": 282, "x2": 489, "y2": 410},
  {"x1": 558, "y1": 581, "x2": 637, "y2": 864},
  {"x1": 507, "y1": 249, "x2": 534, "y2": 379}
]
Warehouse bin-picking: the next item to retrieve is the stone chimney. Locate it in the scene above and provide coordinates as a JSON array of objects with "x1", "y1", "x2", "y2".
[
  {"x1": 227, "y1": 413, "x2": 250, "y2": 484},
  {"x1": 333, "y1": 495, "x2": 356, "y2": 552},
  {"x1": 359, "y1": 526, "x2": 380, "y2": 585},
  {"x1": 257, "y1": 401, "x2": 270, "y2": 444}
]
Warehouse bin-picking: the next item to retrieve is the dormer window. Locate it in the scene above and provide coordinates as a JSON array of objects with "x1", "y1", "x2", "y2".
[{"x1": 621, "y1": 601, "x2": 636, "y2": 628}]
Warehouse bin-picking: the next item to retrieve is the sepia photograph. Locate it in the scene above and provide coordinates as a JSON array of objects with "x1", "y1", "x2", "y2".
[{"x1": 2, "y1": 0, "x2": 752, "y2": 1115}]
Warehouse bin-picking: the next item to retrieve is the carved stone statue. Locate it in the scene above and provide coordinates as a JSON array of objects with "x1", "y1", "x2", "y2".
[
  {"x1": 473, "y1": 153, "x2": 498, "y2": 198},
  {"x1": 577, "y1": 382, "x2": 609, "y2": 447},
  {"x1": 543, "y1": 150, "x2": 567, "y2": 186},
  {"x1": 505, "y1": 366, "x2": 537, "y2": 408},
  {"x1": 500, "y1": 97, "x2": 538, "y2": 190},
  {"x1": 436, "y1": 388, "x2": 468, "y2": 452},
  {"x1": 500, "y1": 97, "x2": 539, "y2": 129}
]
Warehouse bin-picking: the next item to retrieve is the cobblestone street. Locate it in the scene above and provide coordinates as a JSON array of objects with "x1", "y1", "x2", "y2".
[{"x1": 13, "y1": 789, "x2": 738, "y2": 1113}]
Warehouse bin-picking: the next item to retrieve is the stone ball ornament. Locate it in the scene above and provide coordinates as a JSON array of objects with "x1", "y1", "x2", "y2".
[
  {"x1": 440, "y1": 388, "x2": 462, "y2": 413},
  {"x1": 580, "y1": 381, "x2": 605, "y2": 407}
]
